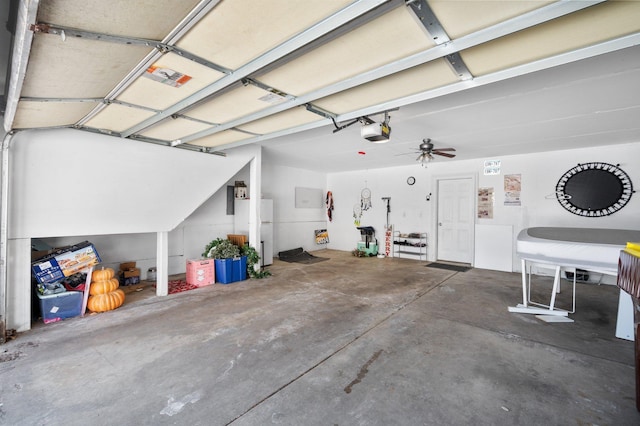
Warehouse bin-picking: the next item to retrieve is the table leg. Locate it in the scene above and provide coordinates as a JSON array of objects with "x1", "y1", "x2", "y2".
[
  {"x1": 634, "y1": 298, "x2": 640, "y2": 412},
  {"x1": 549, "y1": 265, "x2": 561, "y2": 311},
  {"x1": 521, "y1": 259, "x2": 528, "y2": 307}
]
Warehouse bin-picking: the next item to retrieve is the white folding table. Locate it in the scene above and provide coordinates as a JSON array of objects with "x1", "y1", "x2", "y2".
[{"x1": 508, "y1": 227, "x2": 640, "y2": 319}]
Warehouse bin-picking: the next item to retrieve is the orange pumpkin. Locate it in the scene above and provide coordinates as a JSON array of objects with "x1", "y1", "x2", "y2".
[
  {"x1": 92, "y1": 267, "x2": 115, "y2": 281},
  {"x1": 88, "y1": 267, "x2": 125, "y2": 312},
  {"x1": 87, "y1": 289, "x2": 125, "y2": 313},
  {"x1": 89, "y1": 277, "x2": 119, "y2": 295}
]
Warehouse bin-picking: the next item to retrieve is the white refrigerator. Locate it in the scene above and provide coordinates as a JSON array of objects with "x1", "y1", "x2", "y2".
[{"x1": 234, "y1": 199, "x2": 273, "y2": 266}]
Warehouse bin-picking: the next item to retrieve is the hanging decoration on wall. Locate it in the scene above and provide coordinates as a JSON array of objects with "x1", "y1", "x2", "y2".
[
  {"x1": 353, "y1": 204, "x2": 362, "y2": 227},
  {"x1": 555, "y1": 162, "x2": 634, "y2": 217},
  {"x1": 326, "y1": 191, "x2": 334, "y2": 222},
  {"x1": 360, "y1": 186, "x2": 372, "y2": 211}
]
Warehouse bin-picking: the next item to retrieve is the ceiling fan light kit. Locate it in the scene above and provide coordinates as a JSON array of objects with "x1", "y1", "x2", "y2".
[{"x1": 415, "y1": 138, "x2": 456, "y2": 166}]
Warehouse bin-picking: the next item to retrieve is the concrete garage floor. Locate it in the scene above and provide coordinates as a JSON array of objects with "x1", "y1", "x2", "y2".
[{"x1": 1, "y1": 249, "x2": 639, "y2": 425}]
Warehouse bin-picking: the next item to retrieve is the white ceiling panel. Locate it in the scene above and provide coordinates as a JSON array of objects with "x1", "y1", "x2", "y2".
[
  {"x1": 184, "y1": 84, "x2": 276, "y2": 124},
  {"x1": 116, "y1": 52, "x2": 225, "y2": 110},
  {"x1": 428, "y1": 0, "x2": 555, "y2": 39},
  {"x1": 236, "y1": 107, "x2": 322, "y2": 135},
  {"x1": 37, "y1": 0, "x2": 202, "y2": 39},
  {"x1": 314, "y1": 58, "x2": 458, "y2": 114},
  {"x1": 258, "y1": 6, "x2": 436, "y2": 96},
  {"x1": 461, "y1": 1, "x2": 640, "y2": 76},
  {"x1": 191, "y1": 130, "x2": 253, "y2": 148},
  {"x1": 176, "y1": 0, "x2": 352, "y2": 70},
  {"x1": 21, "y1": 35, "x2": 153, "y2": 98},
  {"x1": 257, "y1": 45, "x2": 640, "y2": 172},
  {"x1": 13, "y1": 101, "x2": 98, "y2": 129},
  {"x1": 84, "y1": 104, "x2": 156, "y2": 133},
  {"x1": 4, "y1": 1, "x2": 640, "y2": 172},
  {"x1": 138, "y1": 116, "x2": 213, "y2": 141}
]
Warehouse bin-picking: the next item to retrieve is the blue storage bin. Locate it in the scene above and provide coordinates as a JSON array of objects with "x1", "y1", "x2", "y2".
[
  {"x1": 215, "y1": 258, "x2": 233, "y2": 284},
  {"x1": 215, "y1": 256, "x2": 247, "y2": 284},
  {"x1": 37, "y1": 291, "x2": 83, "y2": 323},
  {"x1": 232, "y1": 256, "x2": 247, "y2": 282}
]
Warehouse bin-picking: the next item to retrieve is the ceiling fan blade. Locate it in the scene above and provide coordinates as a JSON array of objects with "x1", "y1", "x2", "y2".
[
  {"x1": 394, "y1": 152, "x2": 415, "y2": 157},
  {"x1": 432, "y1": 147, "x2": 456, "y2": 152},
  {"x1": 433, "y1": 151, "x2": 456, "y2": 158}
]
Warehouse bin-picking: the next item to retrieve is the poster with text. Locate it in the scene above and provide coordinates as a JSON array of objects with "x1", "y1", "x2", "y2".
[
  {"x1": 504, "y1": 174, "x2": 521, "y2": 206},
  {"x1": 478, "y1": 187, "x2": 494, "y2": 219}
]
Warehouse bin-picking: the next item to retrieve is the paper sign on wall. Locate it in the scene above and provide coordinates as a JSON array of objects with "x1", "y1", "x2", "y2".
[
  {"x1": 504, "y1": 174, "x2": 521, "y2": 206},
  {"x1": 478, "y1": 187, "x2": 494, "y2": 219},
  {"x1": 484, "y1": 160, "x2": 501, "y2": 175}
]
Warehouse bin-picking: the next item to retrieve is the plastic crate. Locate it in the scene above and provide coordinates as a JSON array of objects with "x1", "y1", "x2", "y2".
[
  {"x1": 37, "y1": 291, "x2": 83, "y2": 324},
  {"x1": 232, "y1": 256, "x2": 247, "y2": 282},
  {"x1": 215, "y1": 256, "x2": 247, "y2": 284}
]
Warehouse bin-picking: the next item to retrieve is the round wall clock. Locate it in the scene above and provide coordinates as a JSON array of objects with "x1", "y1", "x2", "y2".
[
  {"x1": 555, "y1": 162, "x2": 634, "y2": 217},
  {"x1": 407, "y1": 176, "x2": 416, "y2": 185}
]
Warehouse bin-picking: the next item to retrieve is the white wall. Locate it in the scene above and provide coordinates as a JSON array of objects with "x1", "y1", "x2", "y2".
[
  {"x1": 38, "y1": 166, "x2": 251, "y2": 278},
  {"x1": 262, "y1": 162, "x2": 328, "y2": 255},
  {"x1": 5, "y1": 128, "x2": 257, "y2": 331},
  {"x1": 326, "y1": 164, "x2": 435, "y2": 255},
  {"x1": 326, "y1": 142, "x2": 640, "y2": 271},
  {"x1": 7, "y1": 127, "x2": 640, "y2": 331},
  {"x1": 9, "y1": 128, "x2": 256, "y2": 237}
]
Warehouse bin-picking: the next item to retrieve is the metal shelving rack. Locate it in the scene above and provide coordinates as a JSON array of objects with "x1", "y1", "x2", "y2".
[{"x1": 393, "y1": 232, "x2": 427, "y2": 260}]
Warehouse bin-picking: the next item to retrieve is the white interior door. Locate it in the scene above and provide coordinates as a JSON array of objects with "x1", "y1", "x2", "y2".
[{"x1": 437, "y1": 177, "x2": 474, "y2": 264}]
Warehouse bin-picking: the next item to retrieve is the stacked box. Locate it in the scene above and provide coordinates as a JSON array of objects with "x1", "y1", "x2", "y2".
[
  {"x1": 37, "y1": 291, "x2": 83, "y2": 324},
  {"x1": 31, "y1": 241, "x2": 100, "y2": 284},
  {"x1": 186, "y1": 259, "x2": 215, "y2": 287},
  {"x1": 119, "y1": 262, "x2": 141, "y2": 286}
]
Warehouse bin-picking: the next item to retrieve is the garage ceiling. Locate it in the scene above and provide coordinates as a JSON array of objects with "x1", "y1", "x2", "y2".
[{"x1": 3, "y1": 0, "x2": 640, "y2": 171}]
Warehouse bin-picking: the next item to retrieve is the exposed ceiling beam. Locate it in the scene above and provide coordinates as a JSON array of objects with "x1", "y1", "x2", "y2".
[
  {"x1": 119, "y1": 0, "x2": 397, "y2": 138},
  {"x1": 3, "y1": 0, "x2": 40, "y2": 132},
  {"x1": 76, "y1": 0, "x2": 223, "y2": 127},
  {"x1": 29, "y1": 23, "x2": 232, "y2": 74},
  {"x1": 213, "y1": 31, "x2": 640, "y2": 152},
  {"x1": 407, "y1": 0, "x2": 450, "y2": 44},
  {"x1": 178, "y1": 0, "x2": 605, "y2": 145}
]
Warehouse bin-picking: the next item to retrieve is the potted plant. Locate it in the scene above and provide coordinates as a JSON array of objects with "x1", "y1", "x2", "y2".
[
  {"x1": 203, "y1": 238, "x2": 240, "y2": 260},
  {"x1": 203, "y1": 238, "x2": 244, "y2": 284}
]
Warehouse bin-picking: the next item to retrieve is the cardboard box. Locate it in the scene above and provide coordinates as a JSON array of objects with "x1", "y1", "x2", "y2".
[
  {"x1": 186, "y1": 259, "x2": 215, "y2": 287},
  {"x1": 31, "y1": 241, "x2": 101, "y2": 284},
  {"x1": 119, "y1": 262, "x2": 141, "y2": 286},
  {"x1": 37, "y1": 291, "x2": 83, "y2": 324}
]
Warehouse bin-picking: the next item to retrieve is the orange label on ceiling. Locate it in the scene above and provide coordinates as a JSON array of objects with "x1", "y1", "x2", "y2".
[{"x1": 144, "y1": 65, "x2": 192, "y2": 88}]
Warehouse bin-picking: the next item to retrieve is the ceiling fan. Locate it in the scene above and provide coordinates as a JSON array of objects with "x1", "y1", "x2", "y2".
[{"x1": 415, "y1": 139, "x2": 456, "y2": 165}]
